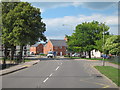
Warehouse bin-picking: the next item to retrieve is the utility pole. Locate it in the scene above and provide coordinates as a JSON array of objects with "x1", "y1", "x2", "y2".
[
  {"x1": 99, "y1": 22, "x2": 106, "y2": 66},
  {"x1": 102, "y1": 22, "x2": 105, "y2": 66}
]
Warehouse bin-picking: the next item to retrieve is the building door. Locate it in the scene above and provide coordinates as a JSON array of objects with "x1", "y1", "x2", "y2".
[{"x1": 60, "y1": 52, "x2": 62, "y2": 56}]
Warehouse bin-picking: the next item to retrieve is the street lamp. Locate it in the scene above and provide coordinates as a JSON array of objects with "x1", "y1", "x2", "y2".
[
  {"x1": 99, "y1": 22, "x2": 106, "y2": 66},
  {"x1": 100, "y1": 22, "x2": 106, "y2": 66},
  {"x1": 103, "y1": 23, "x2": 105, "y2": 66}
]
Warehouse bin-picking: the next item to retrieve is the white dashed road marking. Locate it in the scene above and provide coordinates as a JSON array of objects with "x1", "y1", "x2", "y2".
[
  {"x1": 55, "y1": 66, "x2": 60, "y2": 71},
  {"x1": 49, "y1": 73, "x2": 53, "y2": 77},
  {"x1": 43, "y1": 65, "x2": 61, "y2": 83},
  {"x1": 43, "y1": 77, "x2": 49, "y2": 83}
]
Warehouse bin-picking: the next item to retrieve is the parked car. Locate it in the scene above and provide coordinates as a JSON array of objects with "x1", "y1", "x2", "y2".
[
  {"x1": 101, "y1": 54, "x2": 110, "y2": 59},
  {"x1": 72, "y1": 53, "x2": 80, "y2": 57},
  {"x1": 47, "y1": 51, "x2": 54, "y2": 58},
  {"x1": 80, "y1": 55, "x2": 86, "y2": 58}
]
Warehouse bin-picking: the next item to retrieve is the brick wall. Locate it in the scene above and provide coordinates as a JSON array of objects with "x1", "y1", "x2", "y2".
[
  {"x1": 30, "y1": 44, "x2": 43, "y2": 54},
  {"x1": 36, "y1": 44, "x2": 44, "y2": 54},
  {"x1": 53, "y1": 46, "x2": 66, "y2": 56},
  {"x1": 44, "y1": 40, "x2": 67, "y2": 56},
  {"x1": 30, "y1": 47, "x2": 36, "y2": 54},
  {"x1": 44, "y1": 41, "x2": 53, "y2": 54}
]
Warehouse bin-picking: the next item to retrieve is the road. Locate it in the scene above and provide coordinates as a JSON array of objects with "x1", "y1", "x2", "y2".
[{"x1": 2, "y1": 57, "x2": 118, "y2": 88}]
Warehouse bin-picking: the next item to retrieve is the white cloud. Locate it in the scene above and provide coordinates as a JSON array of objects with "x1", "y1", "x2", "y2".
[
  {"x1": 109, "y1": 26, "x2": 118, "y2": 35},
  {"x1": 42, "y1": 14, "x2": 118, "y2": 39},
  {"x1": 21, "y1": 0, "x2": 119, "y2": 2},
  {"x1": 30, "y1": 2, "x2": 117, "y2": 13},
  {"x1": 82, "y1": 2, "x2": 117, "y2": 10},
  {"x1": 47, "y1": 36, "x2": 65, "y2": 40},
  {"x1": 43, "y1": 14, "x2": 118, "y2": 27},
  {"x1": 72, "y1": 2, "x2": 83, "y2": 7},
  {"x1": 30, "y1": 2, "x2": 74, "y2": 12}
]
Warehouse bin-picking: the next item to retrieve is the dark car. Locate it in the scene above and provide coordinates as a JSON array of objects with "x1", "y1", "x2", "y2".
[{"x1": 101, "y1": 54, "x2": 110, "y2": 59}]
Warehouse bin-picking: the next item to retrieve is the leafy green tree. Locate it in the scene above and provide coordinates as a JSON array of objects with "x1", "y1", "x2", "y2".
[
  {"x1": 66, "y1": 21, "x2": 109, "y2": 58},
  {"x1": 2, "y1": 2, "x2": 46, "y2": 63},
  {"x1": 2, "y1": 2, "x2": 20, "y2": 67},
  {"x1": 104, "y1": 35, "x2": 120, "y2": 55},
  {"x1": 95, "y1": 35, "x2": 110, "y2": 53}
]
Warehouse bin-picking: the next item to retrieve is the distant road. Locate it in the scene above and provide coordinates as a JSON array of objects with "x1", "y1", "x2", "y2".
[{"x1": 2, "y1": 57, "x2": 118, "y2": 88}]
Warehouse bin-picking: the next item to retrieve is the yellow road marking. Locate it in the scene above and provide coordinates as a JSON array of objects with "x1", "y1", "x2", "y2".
[
  {"x1": 23, "y1": 65, "x2": 31, "y2": 67},
  {"x1": 80, "y1": 79, "x2": 110, "y2": 88},
  {"x1": 102, "y1": 85, "x2": 110, "y2": 88}
]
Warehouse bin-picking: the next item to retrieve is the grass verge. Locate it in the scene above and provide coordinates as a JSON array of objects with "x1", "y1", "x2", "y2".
[
  {"x1": 95, "y1": 66, "x2": 120, "y2": 86},
  {"x1": 24, "y1": 59, "x2": 31, "y2": 62}
]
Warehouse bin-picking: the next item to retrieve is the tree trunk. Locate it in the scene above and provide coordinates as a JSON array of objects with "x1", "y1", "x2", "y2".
[
  {"x1": 88, "y1": 51, "x2": 91, "y2": 58},
  {"x1": 19, "y1": 45, "x2": 24, "y2": 63},
  {"x1": 11, "y1": 45, "x2": 16, "y2": 60},
  {"x1": 3, "y1": 45, "x2": 7, "y2": 69}
]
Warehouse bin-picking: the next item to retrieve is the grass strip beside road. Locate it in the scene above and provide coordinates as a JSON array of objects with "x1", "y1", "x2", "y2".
[
  {"x1": 24, "y1": 59, "x2": 31, "y2": 62},
  {"x1": 95, "y1": 66, "x2": 120, "y2": 86}
]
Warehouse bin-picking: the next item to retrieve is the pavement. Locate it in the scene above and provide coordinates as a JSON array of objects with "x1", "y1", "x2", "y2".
[
  {"x1": 75, "y1": 58, "x2": 120, "y2": 69},
  {"x1": 0, "y1": 60, "x2": 40, "y2": 76}
]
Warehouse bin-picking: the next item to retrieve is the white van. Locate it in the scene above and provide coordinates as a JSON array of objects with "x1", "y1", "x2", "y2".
[{"x1": 47, "y1": 51, "x2": 54, "y2": 58}]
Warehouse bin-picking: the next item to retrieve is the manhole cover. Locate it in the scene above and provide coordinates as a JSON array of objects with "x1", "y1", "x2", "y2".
[
  {"x1": 92, "y1": 74, "x2": 103, "y2": 78},
  {"x1": 96, "y1": 75, "x2": 103, "y2": 77}
]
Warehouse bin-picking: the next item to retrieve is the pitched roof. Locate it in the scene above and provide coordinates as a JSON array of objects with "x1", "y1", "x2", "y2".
[
  {"x1": 49, "y1": 39, "x2": 67, "y2": 46},
  {"x1": 31, "y1": 43, "x2": 41, "y2": 47}
]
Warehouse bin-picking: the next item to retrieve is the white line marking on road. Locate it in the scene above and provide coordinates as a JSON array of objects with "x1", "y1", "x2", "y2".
[
  {"x1": 55, "y1": 66, "x2": 60, "y2": 71},
  {"x1": 49, "y1": 73, "x2": 53, "y2": 77},
  {"x1": 43, "y1": 77, "x2": 49, "y2": 83}
]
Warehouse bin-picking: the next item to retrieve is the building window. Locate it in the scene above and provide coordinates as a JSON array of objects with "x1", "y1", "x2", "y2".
[
  {"x1": 59, "y1": 46, "x2": 62, "y2": 49},
  {"x1": 54, "y1": 46, "x2": 57, "y2": 49}
]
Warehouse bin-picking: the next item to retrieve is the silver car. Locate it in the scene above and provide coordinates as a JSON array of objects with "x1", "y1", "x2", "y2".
[{"x1": 72, "y1": 53, "x2": 80, "y2": 57}]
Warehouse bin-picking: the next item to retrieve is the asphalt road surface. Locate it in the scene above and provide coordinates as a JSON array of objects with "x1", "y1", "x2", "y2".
[{"x1": 2, "y1": 57, "x2": 118, "y2": 88}]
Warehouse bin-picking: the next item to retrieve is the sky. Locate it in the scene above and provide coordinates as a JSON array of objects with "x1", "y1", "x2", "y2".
[{"x1": 21, "y1": 0, "x2": 119, "y2": 40}]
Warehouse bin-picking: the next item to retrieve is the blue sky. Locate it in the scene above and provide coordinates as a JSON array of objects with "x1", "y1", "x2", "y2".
[{"x1": 24, "y1": 1, "x2": 118, "y2": 40}]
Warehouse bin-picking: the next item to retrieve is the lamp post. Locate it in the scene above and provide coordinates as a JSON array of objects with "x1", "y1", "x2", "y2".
[
  {"x1": 99, "y1": 22, "x2": 105, "y2": 66},
  {"x1": 103, "y1": 24, "x2": 105, "y2": 66},
  {"x1": 101, "y1": 22, "x2": 106, "y2": 66}
]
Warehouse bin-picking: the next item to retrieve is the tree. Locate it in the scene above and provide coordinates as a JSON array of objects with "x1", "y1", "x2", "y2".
[
  {"x1": 94, "y1": 35, "x2": 110, "y2": 53},
  {"x1": 104, "y1": 35, "x2": 120, "y2": 55},
  {"x1": 2, "y1": 2, "x2": 46, "y2": 64},
  {"x1": 2, "y1": 2, "x2": 20, "y2": 67},
  {"x1": 66, "y1": 21, "x2": 110, "y2": 58}
]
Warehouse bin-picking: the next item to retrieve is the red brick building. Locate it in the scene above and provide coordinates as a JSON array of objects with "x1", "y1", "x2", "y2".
[
  {"x1": 44, "y1": 39, "x2": 67, "y2": 56},
  {"x1": 30, "y1": 43, "x2": 43, "y2": 54}
]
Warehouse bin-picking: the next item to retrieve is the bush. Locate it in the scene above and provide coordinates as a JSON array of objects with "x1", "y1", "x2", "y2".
[
  {"x1": 64, "y1": 55, "x2": 70, "y2": 57},
  {"x1": 39, "y1": 53, "x2": 46, "y2": 56}
]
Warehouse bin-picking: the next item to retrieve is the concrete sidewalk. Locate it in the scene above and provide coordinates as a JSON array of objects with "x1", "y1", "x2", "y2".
[
  {"x1": 105, "y1": 62, "x2": 120, "y2": 69},
  {"x1": 0, "y1": 60, "x2": 40, "y2": 76},
  {"x1": 75, "y1": 58, "x2": 120, "y2": 69}
]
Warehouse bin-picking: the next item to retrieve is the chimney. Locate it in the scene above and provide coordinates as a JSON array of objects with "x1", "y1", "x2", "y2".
[{"x1": 64, "y1": 37, "x2": 67, "y2": 41}]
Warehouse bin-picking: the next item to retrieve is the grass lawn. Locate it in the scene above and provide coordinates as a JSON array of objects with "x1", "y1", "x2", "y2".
[
  {"x1": 24, "y1": 59, "x2": 31, "y2": 62},
  {"x1": 95, "y1": 66, "x2": 120, "y2": 86}
]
